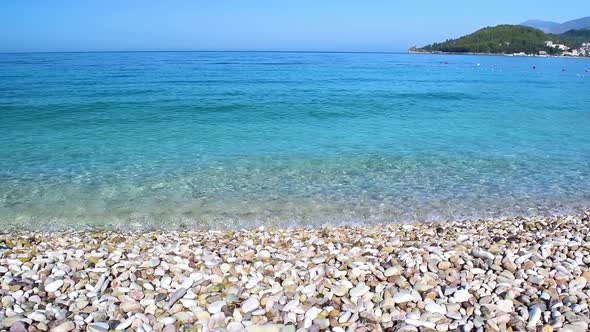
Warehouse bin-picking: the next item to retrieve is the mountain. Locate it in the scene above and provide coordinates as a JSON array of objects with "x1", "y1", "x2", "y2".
[
  {"x1": 413, "y1": 25, "x2": 556, "y2": 54},
  {"x1": 558, "y1": 16, "x2": 590, "y2": 33},
  {"x1": 522, "y1": 16, "x2": 590, "y2": 34},
  {"x1": 521, "y1": 19, "x2": 561, "y2": 33}
]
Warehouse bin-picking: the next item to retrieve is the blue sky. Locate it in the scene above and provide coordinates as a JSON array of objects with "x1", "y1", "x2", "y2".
[{"x1": 1, "y1": 0, "x2": 588, "y2": 52}]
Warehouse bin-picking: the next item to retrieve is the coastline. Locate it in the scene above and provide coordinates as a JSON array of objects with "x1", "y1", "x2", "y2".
[
  {"x1": 2, "y1": 213, "x2": 590, "y2": 331},
  {"x1": 408, "y1": 50, "x2": 590, "y2": 59}
]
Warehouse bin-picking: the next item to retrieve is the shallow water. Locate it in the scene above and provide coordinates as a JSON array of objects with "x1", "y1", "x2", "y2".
[{"x1": 1, "y1": 52, "x2": 590, "y2": 229}]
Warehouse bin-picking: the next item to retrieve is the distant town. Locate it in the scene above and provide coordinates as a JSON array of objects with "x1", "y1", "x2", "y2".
[
  {"x1": 509, "y1": 41, "x2": 590, "y2": 57},
  {"x1": 536, "y1": 41, "x2": 590, "y2": 57},
  {"x1": 411, "y1": 41, "x2": 590, "y2": 58}
]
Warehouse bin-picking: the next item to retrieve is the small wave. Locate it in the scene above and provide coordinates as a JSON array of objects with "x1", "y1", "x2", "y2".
[
  {"x1": 208, "y1": 62, "x2": 309, "y2": 66},
  {"x1": 391, "y1": 92, "x2": 475, "y2": 101}
]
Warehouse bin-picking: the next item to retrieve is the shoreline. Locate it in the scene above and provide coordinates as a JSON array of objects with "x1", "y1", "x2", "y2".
[
  {"x1": 408, "y1": 50, "x2": 590, "y2": 60},
  {"x1": 2, "y1": 213, "x2": 590, "y2": 331},
  {"x1": 3, "y1": 207, "x2": 590, "y2": 233}
]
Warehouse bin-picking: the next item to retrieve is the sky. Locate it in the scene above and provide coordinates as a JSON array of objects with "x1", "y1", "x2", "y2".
[{"x1": 1, "y1": 0, "x2": 588, "y2": 53}]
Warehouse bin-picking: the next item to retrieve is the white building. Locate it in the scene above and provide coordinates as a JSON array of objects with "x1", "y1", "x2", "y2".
[{"x1": 545, "y1": 40, "x2": 569, "y2": 51}]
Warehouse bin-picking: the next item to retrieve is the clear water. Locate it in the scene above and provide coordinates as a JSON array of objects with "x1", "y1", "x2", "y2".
[{"x1": 1, "y1": 52, "x2": 590, "y2": 230}]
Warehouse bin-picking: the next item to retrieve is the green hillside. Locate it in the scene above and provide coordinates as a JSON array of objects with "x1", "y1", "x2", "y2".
[
  {"x1": 553, "y1": 29, "x2": 590, "y2": 47},
  {"x1": 415, "y1": 25, "x2": 562, "y2": 54}
]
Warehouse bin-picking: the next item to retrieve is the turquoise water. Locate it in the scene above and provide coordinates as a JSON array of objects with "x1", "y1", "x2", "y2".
[{"x1": 1, "y1": 52, "x2": 590, "y2": 230}]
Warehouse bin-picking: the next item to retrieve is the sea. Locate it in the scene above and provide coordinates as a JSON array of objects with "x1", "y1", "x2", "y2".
[{"x1": 1, "y1": 51, "x2": 589, "y2": 230}]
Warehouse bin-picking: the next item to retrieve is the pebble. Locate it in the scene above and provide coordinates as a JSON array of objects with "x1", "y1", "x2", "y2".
[
  {"x1": 158, "y1": 317, "x2": 176, "y2": 325},
  {"x1": 453, "y1": 289, "x2": 472, "y2": 302},
  {"x1": 439, "y1": 262, "x2": 452, "y2": 271},
  {"x1": 28, "y1": 311, "x2": 47, "y2": 322},
  {"x1": 44, "y1": 280, "x2": 64, "y2": 293},
  {"x1": 528, "y1": 305, "x2": 542, "y2": 327},
  {"x1": 242, "y1": 296, "x2": 260, "y2": 313},
  {"x1": 86, "y1": 323, "x2": 109, "y2": 332},
  {"x1": 406, "y1": 319, "x2": 436, "y2": 329},
  {"x1": 227, "y1": 322, "x2": 245, "y2": 331},
  {"x1": 305, "y1": 307, "x2": 322, "y2": 320},
  {"x1": 393, "y1": 291, "x2": 415, "y2": 303},
  {"x1": 384, "y1": 265, "x2": 402, "y2": 276},
  {"x1": 471, "y1": 247, "x2": 495, "y2": 260},
  {"x1": 115, "y1": 316, "x2": 135, "y2": 330},
  {"x1": 208, "y1": 301, "x2": 226, "y2": 314},
  {"x1": 349, "y1": 282, "x2": 370, "y2": 298},
  {"x1": 9, "y1": 321, "x2": 27, "y2": 332},
  {"x1": 120, "y1": 302, "x2": 142, "y2": 313},
  {"x1": 425, "y1": 302, "x2": 447, "y2": 315},
  {"x1": 456, "y1": 234, "x2": 469, "y2": 242},
  {"x1": 166, "y1": 287, "x2": 186, "y2": 308},
  {"x1": 560, "y1": 324, "x2": 587, "y2": 332},
  {"x1": 51, "y1": 321, "x2": 75, "y2": 332},
  {"x1": 332, "y1": 285, "x2": 348, "y2": 296},
  {"x1": 339, "y1": 311, "x2": 352, "y2": 323},
  {"x1": 1, "y1": 213, "x2": 590, "y2": 331},
  {"x1": 515, "y1": 253, "x2": 532, "y2": 264},
  {"x1": 180, "y1": 277, "x2": 194, "y2": 289},
  {"x1": 148, "y1": 258, "x2": 160, "y2": 267},
  {"x1": 258, "y1": 250, "x2": 271, "y2": 260},
  {"x1": 245, "y1": 325, "x2": 284, "y2": 332}
]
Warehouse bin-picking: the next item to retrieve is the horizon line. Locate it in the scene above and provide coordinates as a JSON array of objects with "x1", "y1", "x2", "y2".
[{"x1": 0, "y1": 49, "x2": 412, "y2": 55}]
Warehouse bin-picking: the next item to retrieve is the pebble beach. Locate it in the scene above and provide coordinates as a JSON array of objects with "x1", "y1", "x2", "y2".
[{"x1": 2, "y1": 213, "x2": 590, "y2": 332}]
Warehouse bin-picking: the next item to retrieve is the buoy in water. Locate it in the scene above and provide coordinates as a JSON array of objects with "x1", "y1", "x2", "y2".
[
  {"x1": 562, "y1": 68, "x2": 567, "y2": 72},
  {"x1": 532, "y1": 66, "x2": 536, "y2": 70}
]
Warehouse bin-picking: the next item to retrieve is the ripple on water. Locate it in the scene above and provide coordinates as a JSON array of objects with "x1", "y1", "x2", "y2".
[{"x1": 0, "y1": 52, "x2": 589, "y2": 230}]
